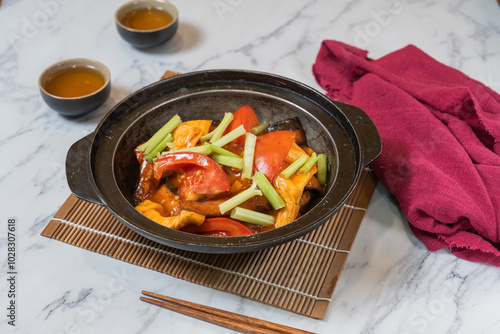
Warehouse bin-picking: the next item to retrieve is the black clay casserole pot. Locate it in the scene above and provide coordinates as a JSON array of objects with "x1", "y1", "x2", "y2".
[{"x1": 66, "y1": 70, "x2": 381, "y2": 253}]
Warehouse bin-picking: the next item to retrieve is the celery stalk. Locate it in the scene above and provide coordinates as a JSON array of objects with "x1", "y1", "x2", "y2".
[
  {"x1": 205, "y1": 143, "x2": 240, "y2": 158},
  {"x1": 139, "y1": 115, "x2": 182, "y2": 155},
  {"x1": 317, "y1": 154, "x2": 327, "y2": 185},
  {"x1": 299, "y1": 153, "x2": 318, "y2": 173},
  {"x1": 281, "y1": 155, "x2": 308, "y2": 178},
  {"x1": 219, "y1": 183, "x2": 262, "y2": 214},
  {"x1": 211, "y1": 154, "x2": 244, "y2": 169},
  {"x1": 251, "y1": 121, "x2": 269, "y2": 135},
  {"x1": 209, "y1": 113, "x2": 234, "y2": 143},
  {"x1": 241, "y1": 132, "x2": 256, "y2": 179},
  {"x1": 230, "y1": 207, "x2": 275, "y2": 226},
  {"x1": 145, "y1": 133, "x2": 173, "y2": 161},
  {"x1": 252, "y1": 172, "x2": 285, "y2": 210},
  {"x1": 166, "y1": 145, "x2": 212, "y2": 156},
  {"x1": 211, "y1": 125, "x2": 246, "y2": 147},
  {"x1": 199, "y1": 129, "x2": 215, "y2": 142},
  {"x1": 137, "y1": 142, "x2": 148, "y2": 151}
]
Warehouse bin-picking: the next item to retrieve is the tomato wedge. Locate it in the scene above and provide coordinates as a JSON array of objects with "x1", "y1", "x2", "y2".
[
  {"x1": 225, "y1": 106, "x2": 260, "y2": 147},
  {"x1": 153, "y1": 152, "x2": 231, "y2": 200},
  {"x1": 254, "y1": 131, "x2": 295, "y2": 181},
  {"x1": 181, "y1": 217, "x2": 254, "y2": 236}
]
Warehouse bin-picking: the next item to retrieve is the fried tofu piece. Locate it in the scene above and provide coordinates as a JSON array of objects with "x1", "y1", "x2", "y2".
[
  {"x1": 135, "y1": 200, "x2": 205, "y2": 230},
  {"x1": 172, "y1": 120, "x2": 212, "y2": 149},
  {"x1": 147, "y1": 184, "x2": 181, "y2": 216},
  {"x1": 273, "y1": 144, "x2": 317, "y2": 228}
]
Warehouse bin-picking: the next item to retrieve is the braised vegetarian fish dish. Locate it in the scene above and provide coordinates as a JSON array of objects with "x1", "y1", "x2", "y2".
[{"x1": 133, "y1": 106, "x2": 327, "y2": 236}]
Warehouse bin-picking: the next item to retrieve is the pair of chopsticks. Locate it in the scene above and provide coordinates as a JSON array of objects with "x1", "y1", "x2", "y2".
[{"x1": 141, "y1": 290, "x2": 315, "y2": 334}]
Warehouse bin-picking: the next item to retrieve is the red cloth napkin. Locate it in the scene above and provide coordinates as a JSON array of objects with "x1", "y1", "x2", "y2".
[{"x1": 313, "y1": 40, "x2": 500, "y2": 266}]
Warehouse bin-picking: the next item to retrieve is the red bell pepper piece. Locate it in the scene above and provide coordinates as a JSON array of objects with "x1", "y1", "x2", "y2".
[
  {"x1": 225, "y1": 106, "x2": 260, "y2": 147},
  {"x1": 181, "y1": 217, "x2": 254, "y2": 236},
  {"x1": 254, "y1": 131, "x2": 295, "y2": 181},
  {"x1": 153, "y1": 152, "x2": 231, "y2": 200}
]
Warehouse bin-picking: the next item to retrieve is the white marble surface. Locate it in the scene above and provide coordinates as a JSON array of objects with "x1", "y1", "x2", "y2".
[{"x1": 1, "y1": 0, "x2": 500, "y2": 333}]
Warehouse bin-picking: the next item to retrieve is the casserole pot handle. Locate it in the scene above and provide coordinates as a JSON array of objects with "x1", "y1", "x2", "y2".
[
  {"x1": 334, "y1": 101, "x2": 382, "y2": 167},
  {"x1": 66, "y1": 134, "x2": 104, "y2": 205}
]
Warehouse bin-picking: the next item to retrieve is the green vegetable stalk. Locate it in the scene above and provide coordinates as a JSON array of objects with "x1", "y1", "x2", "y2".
[
  {"x1": 219, "y1": 182, "x2": 262, "y2": 214},
  {"x1": 230, "y1": 207, "x2": 275, "y2": 226},
  {"x1": 252, "y1": 172, "x2": 285, "y2": 210}
]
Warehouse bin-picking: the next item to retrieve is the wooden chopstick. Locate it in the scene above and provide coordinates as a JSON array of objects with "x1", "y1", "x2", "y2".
[{"x1": 141, "y1": 290, "x2": 315, "y2": 334}]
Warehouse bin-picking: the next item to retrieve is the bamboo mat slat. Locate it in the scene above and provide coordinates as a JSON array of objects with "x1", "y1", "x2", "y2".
[{"x1": 41, "y1": 168, "x2": 377, "y2": 319}]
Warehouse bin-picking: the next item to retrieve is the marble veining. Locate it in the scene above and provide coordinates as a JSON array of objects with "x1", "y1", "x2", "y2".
[{"x1": 1, "y1": 0, "x2": 500, "y2": 333}]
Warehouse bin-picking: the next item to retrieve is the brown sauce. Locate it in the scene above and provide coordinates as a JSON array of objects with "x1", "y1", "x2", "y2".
[
  {"x1": 44, "y1": 67, "x2": 105, "y2": 98},
  {"x1": 121, "y1": 7, "x2": 173, "y2": 30}
]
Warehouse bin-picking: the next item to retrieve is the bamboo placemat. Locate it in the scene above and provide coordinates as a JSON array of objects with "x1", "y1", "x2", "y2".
[{"x1": 41, "y1": 168, "x2": 377, "y2": 319}]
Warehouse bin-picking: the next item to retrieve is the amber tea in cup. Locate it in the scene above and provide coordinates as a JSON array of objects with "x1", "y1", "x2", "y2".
[
  {"x1": 115, "y1": 1, "x2": 179, "y2": 48},
  {"x1": 120, "y1": 7, "x2": 173, "y2": 31},
  {"x1": 44, "y1": 66, "x2": 105, "y2": 98},
  {"x1": 39, "y1": 58, "x2": 111, "y2": 117}
]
